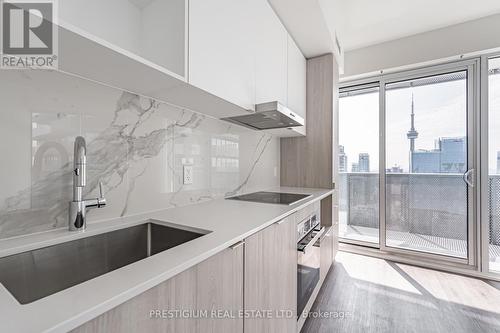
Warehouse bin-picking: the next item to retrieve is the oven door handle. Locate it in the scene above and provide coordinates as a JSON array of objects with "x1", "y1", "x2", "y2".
[{"x1": 297, "y1": 227, "x2": 325, "y2": 254}]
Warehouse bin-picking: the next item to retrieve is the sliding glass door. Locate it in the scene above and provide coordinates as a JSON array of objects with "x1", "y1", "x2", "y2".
[
  {"x1": 384, "y1": 71, "x2": 471, "y2": 259},
  {"x1": 338, "y1": 85, "x2": 379, "y2": 245},
  {"x1": 339, "y1": 60, "x2": 478, "y2": 266}
]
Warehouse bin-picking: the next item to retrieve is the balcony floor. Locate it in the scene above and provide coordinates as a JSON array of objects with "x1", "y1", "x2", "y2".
[{"x1": 340, "y1": 224, "x2": 500, "y2": 272}]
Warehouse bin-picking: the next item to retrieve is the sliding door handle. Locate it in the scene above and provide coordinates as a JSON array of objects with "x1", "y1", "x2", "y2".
[{"x1": 462, "y1": 169, "x2": 474, "y2": 187}]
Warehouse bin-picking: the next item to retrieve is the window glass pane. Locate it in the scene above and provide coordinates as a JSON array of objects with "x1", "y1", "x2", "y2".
[
  {"x1": 339, "y1": 87, "x2": 379, "y2": 244},
  {"x1": 385, "y1": 71, "x2": 468, "y2": 258}
]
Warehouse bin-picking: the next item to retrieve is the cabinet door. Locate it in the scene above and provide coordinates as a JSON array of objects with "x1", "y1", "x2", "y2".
[
  {"x1": 244, "y1": 214, "x2": 297, "y2": 333},
  {"x1": 60, "y1": 0, "x2": 187, "y2": 77},
  {"x1": 72, "y1": 246, "x2": 244, "y2": 333},
  {"x1": 195, "y1": 244, "x2": 244, "y2": 332},
  {"x1": 333, "y1": 221, "x2": 339, "y2": 261},
  {"x1": 320, "y1": 226, "x2": 334, "y2": 281},
  {"x1": 189, "y1": 0, "x2": 256, "y2": 110},
  {"x1": 287, "y1": 36, "x2": 307, "y2": 119},
  {"x1": 255, "y1": 0, "x2": 287, "y2": 106}
]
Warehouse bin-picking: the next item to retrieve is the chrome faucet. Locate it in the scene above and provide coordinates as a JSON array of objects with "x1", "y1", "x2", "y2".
[{"x1": 69, "y1": 136, "x2": 106, "y2": 231}]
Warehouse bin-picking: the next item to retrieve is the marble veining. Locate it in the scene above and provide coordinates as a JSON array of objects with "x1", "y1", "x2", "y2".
[
  {"x1": 0, "y1": 70, "x2": 279, "y2": 239},
  {"x1": 225, "y1": 134, "x2": 273, "y2": 197}
]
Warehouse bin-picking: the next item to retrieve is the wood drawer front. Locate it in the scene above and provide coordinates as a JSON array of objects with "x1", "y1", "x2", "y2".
[{"x1": 72, "y1": 246, "x2": 244, "y2": 333}]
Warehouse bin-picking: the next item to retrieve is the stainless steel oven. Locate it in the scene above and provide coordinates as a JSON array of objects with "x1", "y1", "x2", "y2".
[{"x1": 297, "y1": 212, "x2": 324, "y2": 317}]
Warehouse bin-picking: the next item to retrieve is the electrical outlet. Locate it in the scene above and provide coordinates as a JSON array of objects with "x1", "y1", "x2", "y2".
[{"x1": 183, "y1": 165, "x2": 193, "y2": 185}]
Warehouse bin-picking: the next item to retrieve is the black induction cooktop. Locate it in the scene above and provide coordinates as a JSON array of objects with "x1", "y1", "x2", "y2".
[{"x1": 226, "y1": 191, "x2": 311, "y2": 205}]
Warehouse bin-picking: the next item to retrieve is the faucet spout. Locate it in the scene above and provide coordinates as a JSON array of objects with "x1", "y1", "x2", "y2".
[{"x1": 69, "y1": 136, "x2": 106, "y2": 231}]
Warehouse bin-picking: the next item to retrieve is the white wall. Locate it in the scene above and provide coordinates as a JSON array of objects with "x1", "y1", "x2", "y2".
[{"x1": 343, "y1": 14, "x2": 500, "y2": 79}]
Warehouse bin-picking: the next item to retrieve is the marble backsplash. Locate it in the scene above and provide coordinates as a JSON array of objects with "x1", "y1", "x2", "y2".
[{"x1": 0, "y1": 70, "x2": 279, "y2": 239}]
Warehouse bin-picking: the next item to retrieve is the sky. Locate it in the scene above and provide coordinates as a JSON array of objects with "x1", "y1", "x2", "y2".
[
  {"x1": 339, "y1": 90, "x2": 379, "y2": 171},
  {"x1": 340, "y1": 62, "x2": 500, "y2": 174}
]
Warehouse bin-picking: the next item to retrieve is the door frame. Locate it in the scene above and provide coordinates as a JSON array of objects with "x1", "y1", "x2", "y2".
[
  {"x1": 339, "y1": 58, "x2": 481, "y2": 268},
  {"x1": 338, "y1": 81, "x2": 381, "y2": 249},
  {"x1": 480, "y1": 52, "x2": 500, "y2": 277}
]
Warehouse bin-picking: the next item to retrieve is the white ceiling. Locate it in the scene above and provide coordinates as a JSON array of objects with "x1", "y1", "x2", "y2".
[
  {"x1": 269, "y1": 0, "x2": 335, "y2": 58},
  {"x1": 326, "y1": 0, "x2": 500, "y2": 51}
]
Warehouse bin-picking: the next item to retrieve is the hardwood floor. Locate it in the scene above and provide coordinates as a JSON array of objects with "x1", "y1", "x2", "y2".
[{"x1": 301, "y1": 252, "x2": 500, "y2": 333}]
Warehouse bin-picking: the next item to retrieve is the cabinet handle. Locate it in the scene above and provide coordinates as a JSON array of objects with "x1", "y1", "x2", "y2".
[
  {"x1": 276, "y1": 219, "x2": 286, "y2": 225},
  {"x1": 229, "y1": 241, "x2": 244, "y2": 250}
]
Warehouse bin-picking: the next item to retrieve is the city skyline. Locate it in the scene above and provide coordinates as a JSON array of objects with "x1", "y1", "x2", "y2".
[
  {"x1": 340, "y1": 71, "x2": 500, "y2": 174},
  {"x1": 340, "y1": 82, "x2": 467, "y2": 174},
  {"x1": 340, "y1": 78, "x2": 468, "y2": 173}
]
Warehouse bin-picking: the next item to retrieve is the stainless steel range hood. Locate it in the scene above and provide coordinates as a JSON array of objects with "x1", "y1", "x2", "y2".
[{"x1": 222, "y1": 101, "x2": 304, "y2": 131}]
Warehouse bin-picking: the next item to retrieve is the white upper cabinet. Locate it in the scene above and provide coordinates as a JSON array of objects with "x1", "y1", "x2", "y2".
[
  {"x1": 58, "y1": 0, "x2": 307, "y2": 130},
  {"x1": 59, "y1": 0, "x2": 187, "y2": 78},
  {"x1": 287, "y1": 35, "x2": 307, "y2": 119},
  {"x1": 189, "y1": 0, "x2": 256, "y2": 111},
  {"x1": 254, "y1": 0, "x2": 288, "y2": 106}
]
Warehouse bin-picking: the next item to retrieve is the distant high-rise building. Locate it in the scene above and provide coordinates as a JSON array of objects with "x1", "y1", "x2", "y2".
[
  {"x1": 358, "y1": 153, "x2": 370, "y2": 172},
  {"x1": 440, "y1": 137, "x2": 466, "y2": 173},
  {"x1": 351, "y1": 163, "x2": 359, "y2": 172},
  {"x1": 497, "y1": 151, "x2": 500, "y2": 174},
  {"x1": 411, "y1": 137, "x2": 466, "y2": 173},
  {"x1": 386, "y1": 165, "x2": 403, "y2": 173},
  {"x1": 339, "y1": 145, "x2": 348, "y2": 172},
  {"x1": 412, "y1": 149, "x2": 441, "y2": 173}
]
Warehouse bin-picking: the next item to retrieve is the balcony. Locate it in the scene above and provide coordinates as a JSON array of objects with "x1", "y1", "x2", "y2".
[{"x1": 339, "y1": 172, "x2": 500, "y2": 270}]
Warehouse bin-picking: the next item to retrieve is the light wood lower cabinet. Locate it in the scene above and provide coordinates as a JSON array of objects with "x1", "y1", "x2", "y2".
[
  {"x1": 320, "y1": 226, "x2": 334, "y2": 282},
  {"x1": 333, "y1": 222, "x2": 339, "y2": 260},
  {"x1": 72, "y1": 211, "x2": 304, "y2": 333},
  {"x1": 244, "y1": 214, "x2": 297, "y2": 333},
  {"x1": 72, "y1": 245, "x2": 244, "y2": 333}
]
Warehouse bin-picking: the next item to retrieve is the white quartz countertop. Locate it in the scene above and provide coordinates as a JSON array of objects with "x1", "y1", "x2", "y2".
[{"x1": 0, "y1": 187, "x2": 333, "y2": 333}]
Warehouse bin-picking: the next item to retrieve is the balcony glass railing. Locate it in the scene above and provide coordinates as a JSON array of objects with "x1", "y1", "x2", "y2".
[{"x1": 339, "y1": 173, "x2": 500, "y2": 263}]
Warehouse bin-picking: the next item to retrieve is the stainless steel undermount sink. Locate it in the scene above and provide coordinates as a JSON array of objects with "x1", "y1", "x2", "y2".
[{"x1": 0, "y1": 220, "x2": 211, "y2": 304}]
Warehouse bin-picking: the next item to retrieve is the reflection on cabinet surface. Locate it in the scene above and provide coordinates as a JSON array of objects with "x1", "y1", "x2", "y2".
[
  {"x1": 244, "y1": 214, "x2": 297, "y2": 333},
  {"x1": 71, "y1": 246, "x2": 244, "y2": 333}
]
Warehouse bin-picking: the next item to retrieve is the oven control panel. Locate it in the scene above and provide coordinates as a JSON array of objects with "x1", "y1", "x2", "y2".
[{"x1": 297, "y1": 212, "x2": 320, "y2": 242}]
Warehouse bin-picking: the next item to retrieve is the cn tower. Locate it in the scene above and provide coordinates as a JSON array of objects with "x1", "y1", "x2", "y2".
[{"x1": 407, "y1": 93, "x2": 418, "y2": 171}]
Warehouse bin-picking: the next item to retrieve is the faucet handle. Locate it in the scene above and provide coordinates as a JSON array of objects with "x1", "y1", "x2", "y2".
[
  {"x1": 81, "y1": 181, "x2": 107, "y2": 210},
  {"x1": 96, "y1": 181, "x2": 106, "y2": 208},
  {"x1": 98, "y1": 181, "x2": 104, "y2": 198}
]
